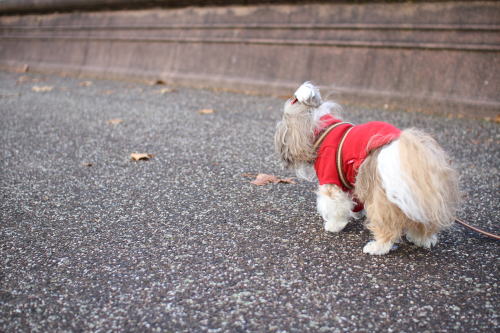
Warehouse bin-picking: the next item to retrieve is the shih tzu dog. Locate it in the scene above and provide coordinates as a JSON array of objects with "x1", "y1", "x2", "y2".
[{"x1": 275, "y1": 82, "x2": 460, "y2": 255}]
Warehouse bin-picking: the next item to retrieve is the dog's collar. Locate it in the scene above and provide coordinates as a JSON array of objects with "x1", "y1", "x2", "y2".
[{"x1": 313, "y1": 121, "x2": 355, "y2": 190}]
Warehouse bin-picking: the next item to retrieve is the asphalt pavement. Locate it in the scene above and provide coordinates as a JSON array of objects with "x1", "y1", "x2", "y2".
[{"x1": 1, "y1": 71, "x2": 498, "y2": 332}]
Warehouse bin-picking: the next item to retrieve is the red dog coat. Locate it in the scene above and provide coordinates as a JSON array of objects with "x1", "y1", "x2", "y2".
[{"x1": 314, "y1": 115, "x2": 401, "y2": 210}]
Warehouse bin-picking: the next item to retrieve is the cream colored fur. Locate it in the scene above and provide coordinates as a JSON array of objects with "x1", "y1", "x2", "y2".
[
  {"x1": 274, "y1": 101, "x2": 316, "y2": 169},
  {"x1": 274, "y1": 99, "x2": 342, "y2": 172},
  {"x1": 398, "y1": 128, "x2": 459, "y2": 228},
  {"x1": 275, "y1": 82, "x2": 460, "y2": 255}
]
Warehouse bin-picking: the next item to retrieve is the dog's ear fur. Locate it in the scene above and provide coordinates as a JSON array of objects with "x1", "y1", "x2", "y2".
[{"x1": 274, "y1": 100, "x2": 316, "y2": 168}]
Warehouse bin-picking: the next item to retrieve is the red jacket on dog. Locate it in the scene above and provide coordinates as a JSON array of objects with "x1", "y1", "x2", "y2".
[{"x1": 314, "y1": 114, "x2": 401, "y2": 210}]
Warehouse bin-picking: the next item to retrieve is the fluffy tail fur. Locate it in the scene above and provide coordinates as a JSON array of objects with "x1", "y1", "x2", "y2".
[{"x1": 377, "y1": 128, "x2": 460, "y2": 228}]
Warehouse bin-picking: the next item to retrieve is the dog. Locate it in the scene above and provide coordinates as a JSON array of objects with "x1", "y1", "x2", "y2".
[{"x1": 274, "y1": 82, "x2": 460, "y2": 255}]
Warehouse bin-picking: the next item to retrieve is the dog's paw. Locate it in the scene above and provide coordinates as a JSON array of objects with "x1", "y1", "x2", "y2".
[
  {"x1": 406, "y1": 233, "x2": 438, "y2": 249},
  {"x1": 363, "y1": 241, "x2": 393, "y2": 255},
  {"x1": 324, "y1": 220, "x2": 348, "y2": 233}
]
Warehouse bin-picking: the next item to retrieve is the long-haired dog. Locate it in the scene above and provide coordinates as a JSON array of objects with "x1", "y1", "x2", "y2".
[{"x1": 275, "y1": 82, "x2": 460, "y2": 255}]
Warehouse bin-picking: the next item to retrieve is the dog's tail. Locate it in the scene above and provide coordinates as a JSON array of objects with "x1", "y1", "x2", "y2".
[{"x1": 377, "y1": 128, "x2": 460, "y2": 228}]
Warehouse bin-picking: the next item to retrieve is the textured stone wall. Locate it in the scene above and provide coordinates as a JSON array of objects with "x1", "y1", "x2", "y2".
[{"x1": 1, "y1": 1, "x2": 499, "y2": 117}]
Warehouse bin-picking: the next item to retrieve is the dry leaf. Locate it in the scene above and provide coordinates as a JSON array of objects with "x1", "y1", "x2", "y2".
[
  {"x1": 79, "y1": 81, "x2": 93, "y2": 87},
  {"x1": 198, "y1": 109, "x2": 215, "y2": 114},
  {"x1": 250, "y1": 173, "x2": 295, "y2": 186},
  {"x1": 155, "y1": 88, "x2": 176, "y2": 94},
  {"x1": 12, "y1": 64, "x2": 29, "y2": 73},
  {"x1": 278, "y1": 177, "x2": 296, "y2": 184},
  {"x1": 241, "y1": 173, "x2": 257, "y2": 178},
  {"x1": 495, "y1": 114, "x2": 500, "y2": 124},
  {"x1": 17, "y1": 76, "x2": 31, "y2": 83},
  {"x1": 107, "y1": 118, "x2": 124, "y2": 125},
  {"x1": 150, "y1": 79, "x2": 166, "y2": 85},
  {"x1": 32, "y1": 85, "x2": 53, "y2": 92},
  {"x1": 130, "y1": 153, "x2": 154, "y2": 161},
  {"x1": 17, "y1": 76, "x2": 42, "y2": 84}
]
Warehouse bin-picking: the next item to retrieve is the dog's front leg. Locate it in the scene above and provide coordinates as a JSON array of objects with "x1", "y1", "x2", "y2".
[{"x1": 316, "y1": 184, "x2": 353, "y2": 233}]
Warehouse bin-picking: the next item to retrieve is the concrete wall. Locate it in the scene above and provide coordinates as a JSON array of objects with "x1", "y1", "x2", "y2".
[{"x1": 1, "y1": 1, "x2": 499, "y2": 117}]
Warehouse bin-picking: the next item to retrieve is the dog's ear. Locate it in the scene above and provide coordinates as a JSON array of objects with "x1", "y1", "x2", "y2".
[
  {"x1": 274, "y1": 110, "x2": 316, "y2": 168},
  {"x1": 274, "y1": 119, "x2": 291, "y2": 168}
]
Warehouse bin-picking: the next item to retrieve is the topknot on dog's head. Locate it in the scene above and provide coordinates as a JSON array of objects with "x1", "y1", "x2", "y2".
[{"x1": 293, "y1": 81, "x2": 322, "y2": 107}]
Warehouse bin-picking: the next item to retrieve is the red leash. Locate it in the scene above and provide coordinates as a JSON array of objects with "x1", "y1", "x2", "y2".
[{"x1": 455, "y1": 218, "x2": 500, "y2": 240}]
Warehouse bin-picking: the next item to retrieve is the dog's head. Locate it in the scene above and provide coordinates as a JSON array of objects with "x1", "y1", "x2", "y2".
[
  {"x1": 291, "y1": 81, "x2": 323, "y2": 107},
  {"x1": 274, "y1": 83, "x2": 319, "y2": 169},
  {"x1": 274, "y1": 82, "x2": 342, "y2": 170}
]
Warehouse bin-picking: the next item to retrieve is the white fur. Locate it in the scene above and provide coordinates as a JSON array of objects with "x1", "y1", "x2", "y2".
[
  {"x1": 312, "y1": 101, "x2": 343, "y2": 123},
  {"x1": 295, "y1": 163, "x2": 317, "y2": 182},
  {"x1": 377, "y1": 140, "x2": 429, "y2": 223},
  {"x1": 316, "y1": 185, "x2": 353, "y2": 233},
  {"x1": 406, "y1": 232, "x2": 438, "y2": 249},
  {"x1": 294, "y1": 81, "x2": 322, "y2": 107},
  {"x1": 363, "y1": 241, "x2": 393, "y2": 255}
]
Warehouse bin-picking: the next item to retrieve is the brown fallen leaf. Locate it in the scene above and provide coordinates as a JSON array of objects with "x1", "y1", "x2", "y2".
[
  {"x1": 198, "y1": 109, "x2": 215, "y2": 115},
  {"x1": 12, "y1": 64, "x2": 29, "y2": 73},
  {"x1": 155, "y1": 88, "x2": 176, "y2": 94},
  {"x1": 130, "y1": 153, "x2": 154, "y2": 161},
  {"x1": 32, "y1": 85, "x2": 53, "y2": 92},
  {"x1": 495, "y1": 114, "x2": 500, "y2": 124},
  {"x1": 241, "y1": 173, "x2": 257, "y2": 178},
  {"x1": 17, "y1": 76, "x2": 31, "y2": 83},
  {"x1": 17, "y1": 76, "x2": 43, "y2": 84},
  {"x1": 79, "y1": 81, "x2": 93, "y2": 87},
  {"x1": 107, "y1": 118, "x2": 124, "y2": 125},
  {"x1": 250, "y1": 173, "x2": 295, "y2": 186},
  {"x1": 149, "y1": 79, "x2": 166, "y2": 85}
]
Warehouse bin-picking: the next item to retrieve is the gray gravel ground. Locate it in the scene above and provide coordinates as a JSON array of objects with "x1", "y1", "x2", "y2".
[{"x1": 0, "y1": 71, "x2": 498, "y2": 332}]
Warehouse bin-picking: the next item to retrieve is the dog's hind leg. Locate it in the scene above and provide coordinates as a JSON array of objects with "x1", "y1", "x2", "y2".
[
  {"x1": 355, "y1": 151, "x2": 401, "y2": 255},
  {"x1": 316, "y1": 184, "x2": 353, "y2": 233},
  {"x1": 362, "y1": 186, "x2": 404, "y2": 255},
  {"x1": 363, "y1": 210, "x2": 402, "y2": 255},
  {"x1": 405, "y1": 222, "x2": 439, "y2": 249}
]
